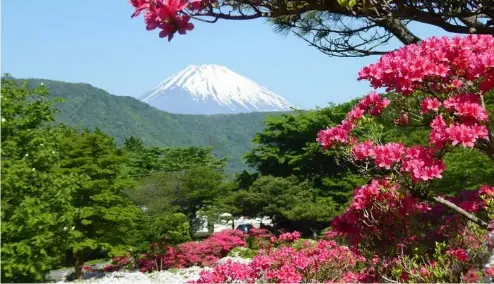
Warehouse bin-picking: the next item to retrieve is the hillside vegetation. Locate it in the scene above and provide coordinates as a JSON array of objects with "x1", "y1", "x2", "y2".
[{"x1": 21, "y1": 79, "x2": 287, "y2": 173}]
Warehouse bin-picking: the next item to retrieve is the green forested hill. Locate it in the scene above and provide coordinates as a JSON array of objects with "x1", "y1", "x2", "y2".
[{"x1": 21, "y1": 78, "x2": 288, "y2": 173}]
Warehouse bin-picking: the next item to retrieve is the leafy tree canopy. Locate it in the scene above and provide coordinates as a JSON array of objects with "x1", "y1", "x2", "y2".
[
  {"x1": 244, "y1": 103, "x2": 365, "y2": 206},
  {"x1": 123, "y1": 136, "x2": 227, "y2": 178},
  {"x1": 129, "y1": 166, "x2": 229, "y2": 235},
  {"x1": 229, "y1": 175, "x2": 339, "y2": 235},
  {"x1": 1, "y1": 76, "x2": 78, "y2": 282}
]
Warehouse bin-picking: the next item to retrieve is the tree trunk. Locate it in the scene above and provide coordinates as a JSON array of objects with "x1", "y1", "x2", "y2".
[
  {"x1": 207, "y1": 217, "x2": 214, "y2": 234},
  {"x1": 74, "y1": 251, "x2": 85, "y2": 280},
  {"x1": 310, "y1": 228, "x2": 318, "y2": 240}
]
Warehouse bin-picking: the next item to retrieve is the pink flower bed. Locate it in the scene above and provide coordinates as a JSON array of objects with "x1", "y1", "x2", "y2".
[
  {"x1": 192, "y1": 239, "x2": 368, "y2": 283},
  {"x1": 111, "y1": 229, "x2": 248, "y2": 273}
]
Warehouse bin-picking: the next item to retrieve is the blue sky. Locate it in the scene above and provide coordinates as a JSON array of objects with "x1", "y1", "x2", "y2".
[{"x1": 2, "y1": 1, "x2": 451, "y2": 109}]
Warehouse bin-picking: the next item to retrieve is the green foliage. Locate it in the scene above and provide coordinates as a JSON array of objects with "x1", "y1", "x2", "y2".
[
  {"x1": 1, "y1": 76, "x2": 78, "y2": 282},
  {"x1": 160, "y1": 147, "x2": 228, "y2": 172},
  {"x1": 129, "y1": 166, "x2": 229, "y2": 235},
  {"x1": 227, "y1": 247, "x2": 258, "y2": 259},
  {"x1": 130, "y1": 212, "x2": 192, "y2": 250},
  {"x1": 53, "y1": 129, "x2": 141, "y2": 277},
  {"x1": 231, "y1": 175, "x2": 336, "y2": 234},
  {"x1": 161, "y1": 213, "x2": 192, "y2": 245},
  {"x1": 292, "y1": 238, "x2": 317, "y2": 250},
  {"x1": 244, "y1": 103, "x2": 365, "y2": 208},
  {"x1": 123, "y1": 136, "x2": 227, "y2": 177},
  {"x1": 437, "y1": 148, "x2": 494, "y2": 195},
  {"x1": 20, "y1": 78, "x2": 285, "y2": 174},
  {"x1": 336, "y1": 0, "x2": 358, "y2": 9}
]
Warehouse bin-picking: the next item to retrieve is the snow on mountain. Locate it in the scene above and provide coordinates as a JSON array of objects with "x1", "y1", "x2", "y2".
[{"x1": 139, "y1": 64, "x2": 299, "y2": 115}]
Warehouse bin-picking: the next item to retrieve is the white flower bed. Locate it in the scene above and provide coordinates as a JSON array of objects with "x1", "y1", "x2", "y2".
[
  {"x1": 217, "y1": 256, "x2": 252, "y2": 265},
  {"x1": 57, "y1": 257, "x2": 250, "y2": 284}
]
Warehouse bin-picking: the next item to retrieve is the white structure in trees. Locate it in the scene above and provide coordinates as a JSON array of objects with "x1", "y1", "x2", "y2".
[{"x1": 194, "y1": 213, "x2": 272, "y2": 236}]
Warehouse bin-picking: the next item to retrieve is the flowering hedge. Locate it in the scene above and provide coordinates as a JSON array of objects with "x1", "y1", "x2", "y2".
[
  {"x1": 190, "y1": 225, "x2": 492, "y2": 283},
  {"x1": 110, "y1": 229, "x2": 247, "y2": 273},
  {"x1": 193, "y1": 238, "x2": 365, "y2": 283}
]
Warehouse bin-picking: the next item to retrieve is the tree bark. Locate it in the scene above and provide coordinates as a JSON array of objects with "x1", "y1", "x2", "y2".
[
  {"x1": 207, "y1": 217, "x2": 214, "y2": 234},
  {"x1": 74, "y1": 251, "x2": 85, "y2": 280},
  {"x1": 433, "y1": 196, "x2": 489, "y2": 230},
  {"x1": 374, "y1": 18, "x2": 421, "y2": 44},
  {"x1": 310, "y1": 228, "x2": 318, "y2": 240}
]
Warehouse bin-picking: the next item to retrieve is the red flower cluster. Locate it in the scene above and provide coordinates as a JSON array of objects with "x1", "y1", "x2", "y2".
[
  {"x1": 428, "y1": 95, "x2": 489, "y2": 149},
  {"x1": 130, "y1": 0, "x2": 193, "y2": 41},
  {"x1": 317, "y1": 92, "x2": 390, "y2": 150},
  {"x1": 318, "y1": 35, "x2": 492, "y2": 186},
  {"x1": 352, "y1": 141, "x2": 445, "y2": 182},
  {"x1": 272, "y1": 231, "x2": 301, "y2": 243},
  {"x1": 332, "y1": 179, "x2": 487, "y2": 257},
  {"x1": 137, "y1": 229, "x2": 247, "y2": 272},
  {"x1": 358, "y1": 35, "x2": 494, "y2": 95},
  {"x1": 480, "y1": 185, "x2": 494, "y2": 196},
  {"x1": 446, "y1": 248, "x2": 469, "y2": 262},
  {"x1": 130, "y1": 0, "x2": 220, "y2": 41},
  {"x1": 107, "y1": 256, "x2": 132, "y2": 272},
  {"x1": 248, "y1": 228, "x2": 272, "y2": 239}
]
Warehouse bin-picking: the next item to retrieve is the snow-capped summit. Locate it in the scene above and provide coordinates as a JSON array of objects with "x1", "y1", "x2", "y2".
[{"x1": 139, "y1": 64, "x2": 299, "y2": 115}]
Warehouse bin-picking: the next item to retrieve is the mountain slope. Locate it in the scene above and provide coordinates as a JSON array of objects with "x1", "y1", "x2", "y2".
[
  {"x1": 140, "y1": 64, "x2": 298, "y2": 114},
  {"x1": 21, "y1": 78, "x2": 287, "y2": 173}
]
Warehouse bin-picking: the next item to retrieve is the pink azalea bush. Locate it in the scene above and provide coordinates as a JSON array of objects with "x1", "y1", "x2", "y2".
[
  {"x1": 331, "y1": 180, "x2": 488, "y2": 257},
  {"x1": 193, "y1": 35, "x2": 494, "y2": 283},
  {"x1": 110, "y1": 229, "x2": 247, "y2": 273},
  {"x1": 246, "y1": 228, "x2": 273, "y2": 250},
  {"x1": 192, "y1": 238, "x2": 369, "y2": 283},
  {"x1": 316, "y1": 35, "x2": 494, "y2": 282}
]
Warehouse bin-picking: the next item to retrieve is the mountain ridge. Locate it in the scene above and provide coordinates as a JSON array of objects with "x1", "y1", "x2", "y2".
[
  {"x1": 17, "y1": 78, "x2": 290, "y2": 173},
  {"x1": 139, "y1": 64, "x2": 299, "y2": 115}
]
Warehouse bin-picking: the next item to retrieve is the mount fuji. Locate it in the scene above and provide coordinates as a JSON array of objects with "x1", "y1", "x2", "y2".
[{"x1": 138, "y1": 64, "x2": 299, "y2": 115}]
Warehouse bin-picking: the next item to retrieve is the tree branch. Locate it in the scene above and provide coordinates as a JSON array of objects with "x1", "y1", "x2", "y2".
[
  {"x1": 432, "y1": 196, "x2": 489, "y2": 230},
  {"x1": 182, "y1": 0, "x2": 494, "y2": 57},
  {"x1": 373, "y1": 18, "x2": 421, "y2": 44}
]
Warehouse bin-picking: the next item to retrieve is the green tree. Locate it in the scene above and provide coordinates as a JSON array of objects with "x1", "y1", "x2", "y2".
[
  {"x1": 123, "y1": 136, "x2": 164, "y2": 177},
  {"x1": 160, "y1": 213, "x2": 191, "y2": 245},
  {"x1": 159, "y1": 146, "x2": 228, "y2": 172},
  {"x1": 1, "y1": 76, "x2": 78, "y2": 282},
  {"x1": 245, "y1": 103, "x2": 364, "y2": 208},
  {"x1": 232, "y1": 175, "x2": 338, "y2": 236},
  {"x1": 55, "y1": 129, "x2": 141, "y2": 279},
  {"x1": 123, "y1": 136, "x2": 228, "y2": 177},
  {"x1": 132, "y1": 166, "x2": 229, "y2": 235}
]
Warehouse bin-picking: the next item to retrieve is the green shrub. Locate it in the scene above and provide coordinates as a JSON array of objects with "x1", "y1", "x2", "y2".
[{"x1": 227, "y1": 247, "x2": 257, "y2": 259}]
